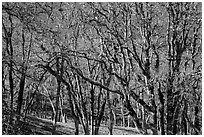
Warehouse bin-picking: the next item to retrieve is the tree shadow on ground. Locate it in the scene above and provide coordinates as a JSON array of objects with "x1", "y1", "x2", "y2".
[
  {"x1": 25, "y1": 115, "x2": 73, "y2": 135},
  {"x1": 23, "y1": 115, "x2": 140, "y2": 135}
]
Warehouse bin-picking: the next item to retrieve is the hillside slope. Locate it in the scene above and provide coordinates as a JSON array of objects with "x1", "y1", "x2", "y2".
[{"x1": 20, "y1": 115, "x2": 141, "y2": 135}]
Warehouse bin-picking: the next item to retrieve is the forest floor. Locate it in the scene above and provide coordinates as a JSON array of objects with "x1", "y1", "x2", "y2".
[{"x1": 23, "y1": 115, "x2": 140, "y2": 135}]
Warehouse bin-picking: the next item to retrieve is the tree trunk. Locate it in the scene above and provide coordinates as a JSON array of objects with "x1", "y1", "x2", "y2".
[
  {"x1": 121, "y1": 105, "x2": 125, "y2": 127},
  {"x1": 160, "y1": 106, "x2": 165, "y2": 135},
  {"x1": 59, "y1": 95, "x2": 65, "y2": 123},
  {"x1": 107, "y1": 90, "x2": 114, "y2": 135},
  {"x1": 153, "y1": 102, "x2": 157, "y2": 135},
  {"x1": 74, "y1": 118, "x2": 79, "y2": 135},
  {"x1": 171, "y1": 94, "x2": 181, "y2": 135},
  {"x1": 167, "y1": 73, "x2": 175, "y2": 135},
  {"x1": 127, "y1": 115, "x2": 130, "y2": 127},
  {"x1": 158, "y1": 82, "x2": 165, "y2": 135},
  {"x1": 182, "y1": 101, "x2": 188, "y2": 135},
  {"x1": 90, "y1": 87, "x2": 95, "y2": 135},
  {"x1": 95, "y1": 99, "x2": 106, "y2": 135},
  {"x1": 54, "y1": 80, "x2": 60, "y2": 125},
  {"x1": 55, "y1": 58, "x2": 61, "y2": 125},
  {"x1": 16, "y1": 73, "x2": 26, "y2": 121},
  {"x1": 9, "y1": 59, "x2": 14, "y2": 124},
  {"x1": 68, "y1": 94, "x2": 79, "y2": 135}
]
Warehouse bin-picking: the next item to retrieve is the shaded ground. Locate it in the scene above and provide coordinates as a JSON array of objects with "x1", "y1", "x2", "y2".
[{"x1": 24, "y1": 115, "x2": 140, "y2": 135}]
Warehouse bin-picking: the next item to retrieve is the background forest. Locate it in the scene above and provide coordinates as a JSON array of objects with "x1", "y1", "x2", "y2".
[{"x1": 2, "y1": 2, "x2": 202, "y2": 135}]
